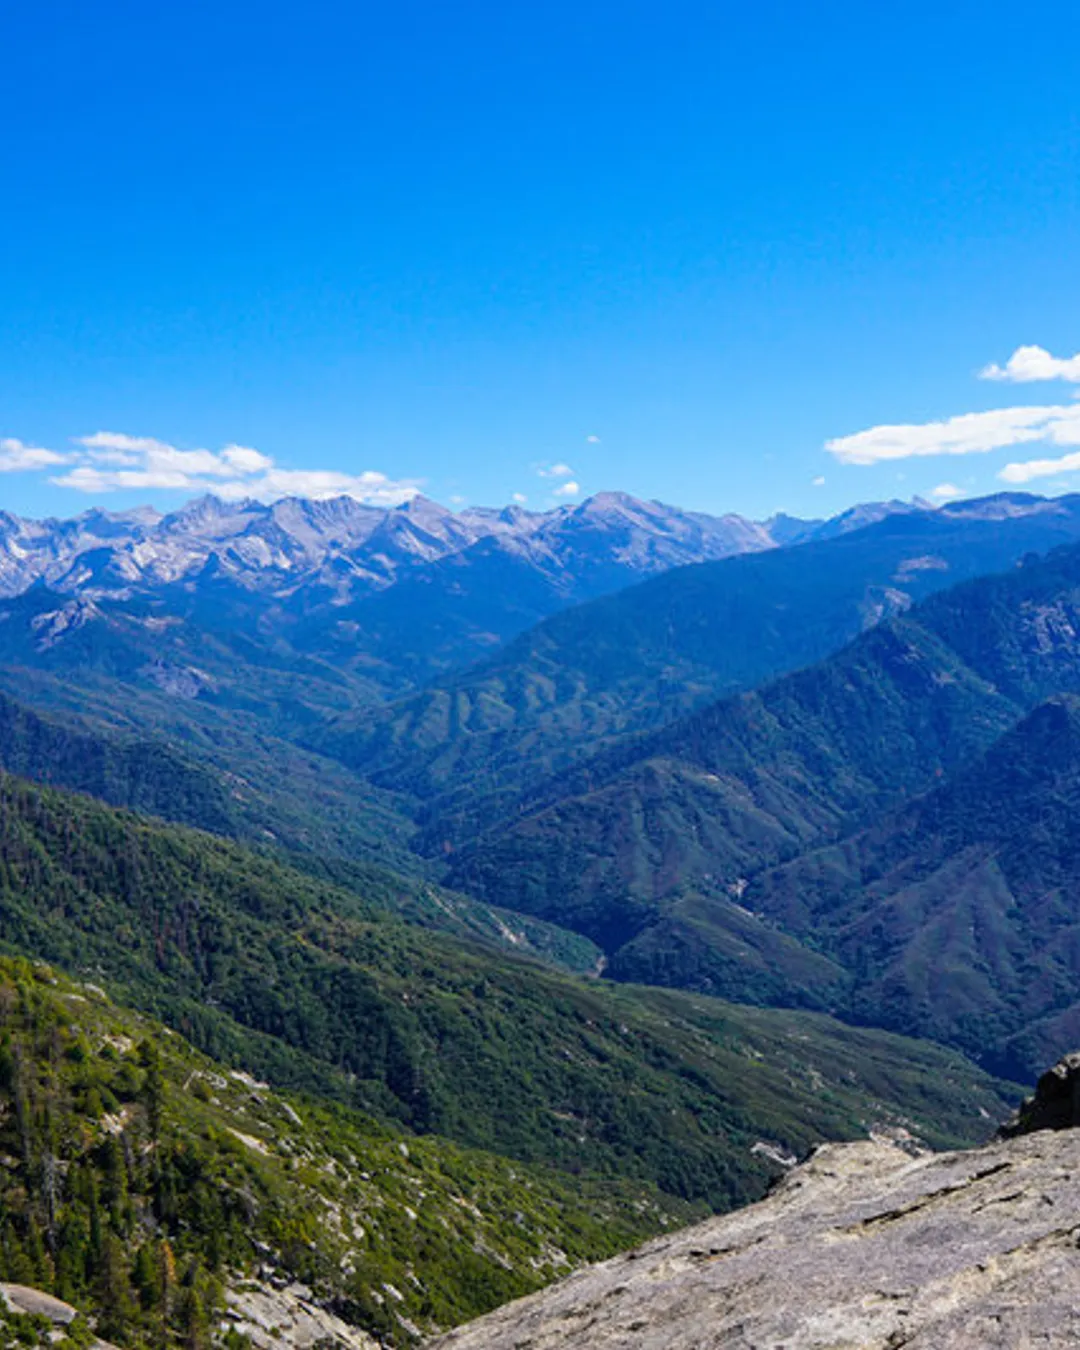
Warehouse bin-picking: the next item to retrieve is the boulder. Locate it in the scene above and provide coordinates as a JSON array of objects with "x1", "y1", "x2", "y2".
[{"x1": 999, "y1": 1050, "x2": 1080, "y2": 1136}]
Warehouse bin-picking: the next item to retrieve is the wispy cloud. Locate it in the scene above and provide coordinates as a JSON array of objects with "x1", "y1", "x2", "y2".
[
  {"x1": 537, "y1": 462, "x2": 574, "y2": 479},
  {"x1": 585, "y1": 434, "x2": 601, "y2": 443},
  {"x1": 826, "y1": 405, "x2": 1080, "y2": 466},
  {"x1": 980, "y1": 345, "x2": 1080, "y2": 384},
  {"x1": 69, "y1": 432, "x2": 276, "y2": 484},
  {"x1": 0, "y1": 429, "x2": 424, "y2": 504},
  {"x1": 826, "y1": 344, "x2": 1080, "y2": 489},
  {"x1": 930, "y1": 482, "x2": 964, "y2": 500},
  {"x1": 0, "y1": 438, "x2": 69, "y2": 472},
  {"x1": 999, "y1": 450, "x2": 1080, "y2": 485},
  {"x1": 511, "y1": 492, "x2": 528, "y2": 504},
  {"x1": 552, "y1": 480, "x2": 580, "y2": 498}
]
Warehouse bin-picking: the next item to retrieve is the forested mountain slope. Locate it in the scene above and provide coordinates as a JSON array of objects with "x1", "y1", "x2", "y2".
[
  {"x1": 0, "y1": 957, "x2": 693, "y2": 1347},
  {"x1": 444, "y1": 541, "x2": 1080, "y2": 962},
  {"x1": 0, "y1": 685, "x2": 601, "y2": 971},
  {"x1": 745, "y1": 695, "x2": 1080, "y2": 1078},
  {"x1": 0, "y1": 688, "x2": 250, "y2": 835},
  {"x1": 0, "y1": 662, "x2": 422, "y2": 873},
  {"x1": 318, "y1": 494, "x2": 1080, "y2": 846},
  {"x1": 0, "y1": 771, "x2": 1015, "y2": 1219}
]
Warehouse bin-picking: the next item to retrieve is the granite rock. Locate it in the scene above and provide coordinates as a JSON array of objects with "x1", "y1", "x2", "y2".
[
  {"x1": 225, "y1": 1281, "x2": 379, "y2": 1349},
  {"x1": 1000, "y1": 1050, "x2": 1080, "y2": 1137},
  {"x1": 430, "y1": 1128, "x2": 1080, "y2": 1349}
]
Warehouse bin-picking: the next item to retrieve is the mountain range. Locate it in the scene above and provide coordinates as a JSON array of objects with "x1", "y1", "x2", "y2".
[
  {"x1": 5, "y1": 483, "x2": 1080, "y2": 1341},
  {"x1": 433, "y1": 533, "x2": 1080, "y2": 1077},
  {"x1": 0, "y1": 490, "x2": 960, "y2": 705},
  {"x1": 0, "y1": 763, "x2": 1016, "y2": 1344},
  {"x1": 319, "y1": 492, "x2": 1080, "y2": 848},
  {"x1": 0, "y1": 491, "x2": 777, "y2": 601}
]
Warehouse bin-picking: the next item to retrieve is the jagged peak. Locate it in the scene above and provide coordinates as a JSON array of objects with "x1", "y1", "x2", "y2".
[{"x1": 159, "y1": 492, "x2": 263, "y2": 529}]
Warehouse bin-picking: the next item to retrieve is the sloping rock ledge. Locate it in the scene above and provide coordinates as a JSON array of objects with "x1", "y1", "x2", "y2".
[{"x1": 430, "y1": 1127, "x2": 1080, "y2": 1349}]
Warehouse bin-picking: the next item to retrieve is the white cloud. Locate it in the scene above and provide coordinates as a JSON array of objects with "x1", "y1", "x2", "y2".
[
  {"x1": 827, "y1": 340, "x2": 1080, "y2": 475},
  {"x1": 0, "y1": 438, "x2": 69, "y2": 472},
  {"x1": 585, "y1": 435, "x2": 601, "y2": 443},
  {"x1": 930, "y1": 482, "x2": 964, "y2": 500},
  {"x1": 552, "y1": 480, "x2": 580, "y2": 498},
  {"x1": 449, "y1": 494, "x2": 466, "y2": 505},
  {"x1": 980, "y1": 345, "x2": 1080, "y2": 384},
  {"x1": 511, "y1": 492, "x2": 528, "y2": 504},
  {"x1": 537, "y1": 462, "x2": 574, "y2": 478},
  {"x1": 826, "y1": 403, "x2": 1080, "y2": 466},
  {"x1": 53, "y1": 465, "x2": 197, "y2": 493},
  {"x1": 236, "y1": 467, "x2": 416, "y2": 504},
  {"x1": 222, "y1": 444, "x2": 273, "y2": 474},
  {"x1": 812, "y1": 475, "x2": 825, "y2": 487},
  {"x1": 76, "y1": 432, "x2": 168, "y2": 457},
  {"x1": 75, "y1": 431, "x2": 263, "y2": 479},
  {"x1": 37, "y1": 430, "x2": 419, "y2": 505},
  {"x1": 998, "y1": 450, "x2": 1080, "y2": 484}
]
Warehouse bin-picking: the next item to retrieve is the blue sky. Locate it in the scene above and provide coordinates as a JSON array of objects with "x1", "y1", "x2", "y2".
[{"x1": 4, "y1": 0, "x2": 1080, "y2": 521}]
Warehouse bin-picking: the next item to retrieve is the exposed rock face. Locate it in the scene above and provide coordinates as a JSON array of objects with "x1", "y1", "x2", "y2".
[
  {"x1": 431, "y1": 1129, "x2": 1080, "y2": 1349},
  {"x1": 0, "y1": 1284, "x2": 120, "y2": 1349},
  {"x1": 225, "y1": 1282, "x2": 379, "y2": 1350},
  {"x1": 1001, "y1": 1051, "x2": 1080, "y2": 1136},
  {"x1": 0, "y1": 493, "x2": 774, "y2": 602},
  {"x1": 1, "y1": 1283, "x2": 79, "y2": 1323}
]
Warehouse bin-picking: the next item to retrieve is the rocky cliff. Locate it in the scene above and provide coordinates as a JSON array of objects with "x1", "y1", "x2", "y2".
[{"x1": 431, "y1": 1063, "x2": 1080, "y2": 1349}]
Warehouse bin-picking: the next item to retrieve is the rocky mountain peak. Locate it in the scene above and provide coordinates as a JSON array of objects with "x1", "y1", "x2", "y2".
[
  {"x1": 941, "y1": 491, "x2": 1075, "y2": 521},
  {"x1": 159, "y1": 493, "x2": 263, "y2": 539}
]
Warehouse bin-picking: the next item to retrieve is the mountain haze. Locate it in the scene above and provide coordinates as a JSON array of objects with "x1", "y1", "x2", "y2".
[
  {"x1": 748, "y1": 695, "x2": 1080, "y2": 1077},
  {"x1": 319, "y1": 493, "x2": 1080, "y2": 851},
  {"x1": 444, "y1": 538, "x2": 1080, "y2": 1009}
]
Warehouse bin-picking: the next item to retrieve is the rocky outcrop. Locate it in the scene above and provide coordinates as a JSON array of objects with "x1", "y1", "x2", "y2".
[
  {"x1": 1000, "y1": 1050, "x2": 1080, "y2": 1136},
  {"x1": 225, "y1": 1282, "x2": 379, "y2": 1350},
  {"x1": 0, "y1": 1278, "x2": 378, "y2": 1350},
  {"x1": 0, "y1": 1284, "x2": 120, "y2": 1349},
  {"x1": 430, "y1": 1127, "x2": 1080, "y2": 1349},
  {"x1": 1, "y1": 1284, "x2": 80, "y2": 1324}
]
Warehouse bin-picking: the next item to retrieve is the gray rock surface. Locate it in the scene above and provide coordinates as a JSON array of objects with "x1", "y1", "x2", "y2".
[
  {"x1": 225, "y1": 1282, "x2": 379, "y2": 1349},
  {"x1": 430, "y1": 1129, "x2": 1080, "y2": 1349},
  {"x1": 0, "y1": 1284, "x2": 120, "y2": 1349},
  {"x1": 1, "y1": 1283, "x2": 79, "y2": 1322}
]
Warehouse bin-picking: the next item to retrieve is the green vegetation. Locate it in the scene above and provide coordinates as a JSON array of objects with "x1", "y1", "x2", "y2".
[
  {"x1": 0, "y1": 684, "x2": 601, "y2": 975},
  {"x1": 0, "y1": 674, "x2": 420, "y2": 875},
  {"x1": 0, "y1": 770, "x2": 1017, "y2": 1215},
  {"x1": 0, "y1": 1304, "x2": 92, "y2": 1350},
  {"x1": 445, "y1": 543, "x2": 1080, "y2": 973},
  {"x1": 317, "y1": 506, "x2": 1080, "y2": 852},
  {"x1": 284, "y1": 852, "x2": 604, "y2": 974},
  {"x1": 748, "y1": 694, "x2": 1080, "y2": 1080},
  {"x1": 0, "y1": 957, "x2": 689, "y2": 1346}
]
